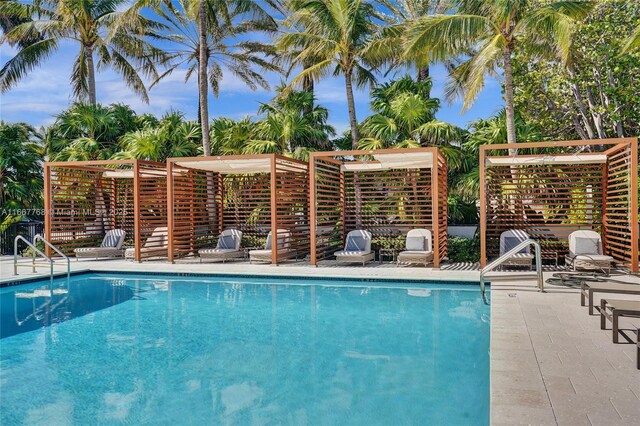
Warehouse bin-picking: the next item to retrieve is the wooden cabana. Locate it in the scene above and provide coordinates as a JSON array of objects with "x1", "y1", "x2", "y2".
[
  {"x1": 479, "y1": 138, "x2": 639, "y2": 272},
  {"x1": 309, "y1": 148, "x2": 448, "y2": 267},
  {"x1": 44, "y1": 160, "x2": 168, "y2": 261},
  {"x1": 166, "y1": 154, "x2": 309, "y2": 264}
]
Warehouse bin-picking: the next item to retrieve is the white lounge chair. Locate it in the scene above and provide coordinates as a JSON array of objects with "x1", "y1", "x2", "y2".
[
  {"x1": 334, "y1": 230, "x2": 374, "y2": 266},
  {"x1": 397, "y1": 229, "x2": 434, "y2": 267},
  {"x1": 125, "y1": 227, "x2": 168, "y2": 260},
  {"x1": 565, "y1": 230, "x2": 613, "y2": 273},
  {"x1": 199, "y1": 229, "x2": 243, "y2": 263},
  {"x1": 249, "y1": 229, "x2": 290, "y2": 264},
  {"x1": 499, "y1": 230, "x2": 534, "y2": 269},
  {"x1": 74, "y1": 229, "x2": 126, "y2": 259}
]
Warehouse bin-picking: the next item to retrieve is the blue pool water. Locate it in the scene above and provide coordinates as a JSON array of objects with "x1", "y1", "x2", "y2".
[{"x1": 0, "y1": 273, "x2": 489, "y2": 425}]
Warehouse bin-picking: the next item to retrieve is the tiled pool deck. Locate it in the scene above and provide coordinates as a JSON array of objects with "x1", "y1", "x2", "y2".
[{"x1": 2, "y1": 257, "x2": 639, "y2": 425}]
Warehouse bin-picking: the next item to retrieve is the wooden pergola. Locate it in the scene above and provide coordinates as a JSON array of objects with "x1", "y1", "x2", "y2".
[
  {"x1": 44, "y1": 160, "x2": 168, "y2": 261},
  {"x1": 479, "y1": 138, "x2": 639, "y2": 272},
  {"x1": 309, "y1": 147, "x2": 448, "y2": 267},
  {"x1": 166, "y1": 154, "x2": 309, "y2": 264}
]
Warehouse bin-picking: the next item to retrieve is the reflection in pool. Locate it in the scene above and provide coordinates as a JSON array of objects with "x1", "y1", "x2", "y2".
[{"x1": 1, "y1": 278, "x2": 134, "y2": 339}]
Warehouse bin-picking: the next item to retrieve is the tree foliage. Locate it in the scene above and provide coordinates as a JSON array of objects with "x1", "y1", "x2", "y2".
[{"x1": 513, "y1": 0, "x2": 640, "y2": 140}]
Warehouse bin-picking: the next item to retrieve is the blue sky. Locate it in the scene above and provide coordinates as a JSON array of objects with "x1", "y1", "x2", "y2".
[{"x1": 0, "y1": 40, "x2": 504, "y2": 133}]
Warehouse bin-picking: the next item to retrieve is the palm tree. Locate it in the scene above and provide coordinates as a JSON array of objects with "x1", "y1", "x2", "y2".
[
  {"x1": 404, "y1": 0, "x2": 592, "y2": 148},
  {"x1": 621, "y1": 25, "x2": 640, "y2": 54},
  {"x1": 146, "y1": 0, "x2": 279, "y2": 156},
  {"x1": 115, "y1": 112, "x2": 201, "y2": 161},
  {"x1": 0, "y1": 0, "x2": 167, "y2": 104},
  {"x1": 244, "y1": 89, "x2": 335, "y2": 158},
  {"x1": 46, "y1": 103, "x2": 141, "y2": 161},
  {"x1": 0, "y1": 122, "x2": 43, "y2": 218},
  {"x1": 374, "y1": 0, "x2": 454, "y2": 85},
  {"x1": 277, "y1": 0, "x2": 381, "y2": 149}
]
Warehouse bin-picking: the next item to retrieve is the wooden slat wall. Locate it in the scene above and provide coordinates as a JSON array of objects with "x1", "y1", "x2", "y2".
[
  {"x1": 48, "y1": 165, "x2": 134, "y2": 255},
  {"x1": 171, "y1": 168, "x2": 221, "y2": 258},
  {"x1": 137, "y1": 162, "x2": 169, "y2": 260},
  {"x1": 604, "y1": 144, "x2": 635, "y2": 269},
  {"x1": 274, "y1": 157, "x2": 310, "y2": 263},
  {"x1": 485, "y1": 163, "x2": 604, "y2": 259},
  {"x1": 436, "y1": 153, "x2": 448, "y2": 263},
  {"x1": 312, "y1": 158, "x2": 342, "y2": 262},
  {"x1": 343, "y1": 167, "x2": 433, "y2": 252}
]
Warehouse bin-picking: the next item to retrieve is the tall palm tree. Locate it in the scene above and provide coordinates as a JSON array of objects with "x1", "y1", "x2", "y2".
[
  {"x1": 0, "y1": 0, "x2": 167, "y2": 104},
  {"x1": 375, "y1": 0, "x2": 454, "y2": 85},
  {"x1": 404, "y1": 0, "x2": 592, "y2": 148},
  {"x1": 277, "y1": 0, "x2": 381, "y2": 149},
  {"x1": 149, "y1": 0, "x2": 279, "y2": 155}
]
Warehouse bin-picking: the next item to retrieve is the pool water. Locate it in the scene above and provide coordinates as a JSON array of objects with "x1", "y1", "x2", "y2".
[{"x1": 0, "y1": 273, "x2": 489, "y2": 425}]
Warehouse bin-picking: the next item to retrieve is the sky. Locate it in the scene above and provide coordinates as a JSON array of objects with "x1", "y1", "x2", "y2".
[{"x1": 0, "y1": 40, "x2": 504, "y2": 133}]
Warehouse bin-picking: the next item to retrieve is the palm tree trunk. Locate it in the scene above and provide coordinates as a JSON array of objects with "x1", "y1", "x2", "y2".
[
  {"x1": 344, "y1": 69, "x2": 362, "y2": 227},
  {"x1": 86, "y1": 46, "x2": 97, "y2": 106},
  {"x1": 198, "y1": 1, "x2": 216, "y2": 229},
  {"x1": 503, "y1": 49, "x2": 517, "y2": 152},
  {"x1": 198, "y1": 0, "x2": 211, "y2": 157}
]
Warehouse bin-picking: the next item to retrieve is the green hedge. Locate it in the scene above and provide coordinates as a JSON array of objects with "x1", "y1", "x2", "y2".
[{"x1": 448, "y1": 237, "x2": 480, "y2": 263}]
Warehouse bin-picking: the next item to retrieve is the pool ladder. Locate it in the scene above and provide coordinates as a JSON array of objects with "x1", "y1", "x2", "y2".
[
  {"x1": 14, "y1": 234, "x2": 70, "y2": 284},
  {"x1": 479, "y1": 239, "x2": 544, "y2": 304}
]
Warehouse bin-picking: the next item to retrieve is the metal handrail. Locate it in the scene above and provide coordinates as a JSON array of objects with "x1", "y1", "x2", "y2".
[
  {"x1": 480, "y1": 239, "x2": 544, "y2": 304},
  {"x1": 34, "y1": 234, "x2": 70, "y2": 280},
  {"x1": 14, "y1": 235, "x2": 54, "y2": 285}
]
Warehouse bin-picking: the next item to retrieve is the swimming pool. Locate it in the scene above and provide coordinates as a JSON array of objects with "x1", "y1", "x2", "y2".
[{"x1": 0, "y1": 273, "x2": 489, "y2": 424}]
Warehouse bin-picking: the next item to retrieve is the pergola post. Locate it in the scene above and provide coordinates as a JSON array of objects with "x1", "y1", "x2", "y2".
[
  {"x1": 309, "y1": 154, "x2": 317, "y2": 266},
  {"x1": 166, "y1": 160, "x2": 174, "y2": 263},
  {"x1": 43, "y1": 164, "x2": 51, "y2": 257},
  {"x1": 630, "y1": 139, "x2": 639, "y2": 272},
  {"x1": 270, "y1": 155, "x2": 278, "y2": 265},
  {"x1": 479, "y1": 148, "x2": 487, "y2": 268},
  {"x1": 133, "y1": 160, "x2": 141, "y2": 263},
  {"x1": 431, "y1": 151, "x2": 440, "y2": 268}
]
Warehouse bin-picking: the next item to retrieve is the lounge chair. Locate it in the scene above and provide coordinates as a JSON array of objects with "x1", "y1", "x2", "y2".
[
  {"x1": 599, "y1": 299, "x2": 640, "y2": 346},
  {"x1": 580, "y1": 280, "x2": 640, "y2": 315},
  {"x1": 198, "y1": 229, "x2": 243, "y2": 263},
  {"x1": 125, "y1": 227, "x2": 168, "y2": 260},
  {"x1": 499, "y1": 230, "x2": 534, "y2": 270},
  {"x1": 565, "y1": 230, "x2": 614, "y2": 273},
  {"x1": 249, "y1": 229, "x2": 290, "y2": 264},
  {"x1": 397, "y1": 229, "x2": 433, "y2": 267},
  {"x1": 334, "y1": 230, "x2": 374, "y2": 266},
  {"x1": 74, "y1": 229, "x2": 126, "y2": 259}
]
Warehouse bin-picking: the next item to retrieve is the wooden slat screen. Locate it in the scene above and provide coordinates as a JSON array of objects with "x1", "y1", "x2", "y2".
[
  {"x1": 485, "y1": 163, "x2": 604, "y2": 260},
  {"x1": 170, "y1": 168, "x2": 222, "y2": 258},
  {"x1": 274, "y1": 157, "x2": 310, "y2": 263},
  {"x1": 169, "y1": 155, "x2": 309, "y2": 264},
  {"x1": 311, "y1": 148, "x2": 447, "y2": 266},
  {"x1": 312, "y1": 158, "x2": 342, "y2": 262},
  {"x1": 604, "y1": 144, "x2": 635, "y2": 269},
  {"x1": 436, "y1": 153, "x2": 448, "y2": 263},
  {"x1": 48, "y1": 165, "x2": 134, "y2": 255},
  {"x1": 481, "y1": 138, "x2": 639, "y2": 272},
  {"x1": 137, "y1": 161, "x2": 169, "y2": 260},
  {"x1": 343, "y1": 168, "x2": 433, "y2": 249},
  {"x1": 46, "y1": 160, "x2": 167, "y2": 261}
]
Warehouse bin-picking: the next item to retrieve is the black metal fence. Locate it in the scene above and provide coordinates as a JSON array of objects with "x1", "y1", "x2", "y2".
[{"x1": 0, "y1": 222, "x2": 44, "y2": 255}]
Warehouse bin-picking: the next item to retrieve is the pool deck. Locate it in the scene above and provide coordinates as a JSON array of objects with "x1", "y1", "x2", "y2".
[{"x1": 2, "y1": 256, "x2": 639, "y2": 425}]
